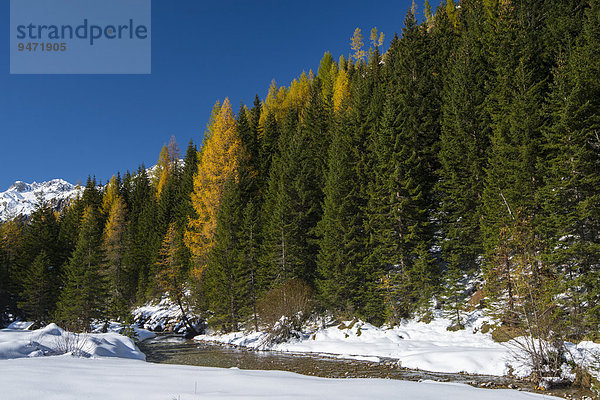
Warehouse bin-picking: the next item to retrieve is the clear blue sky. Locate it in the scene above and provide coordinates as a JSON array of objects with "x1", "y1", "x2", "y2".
[{"x1": 0, "y1": 0, "x2": 440, "y2": 189}]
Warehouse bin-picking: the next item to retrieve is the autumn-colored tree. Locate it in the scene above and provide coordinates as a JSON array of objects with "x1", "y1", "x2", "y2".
[
  {"x1": 102, "y1": 195, "x2": 129, "y2": 319},
  {"x1": 332, "y1": 68, "x2": 350, "y2": 112},
  {"x1": 260, "y1": 80, "x2": 289, "y2": 125},
  {"x1": 317, "y1": 52, "x2": 337, "y2": 105},
  {"x1": 153, "y1": 136, "x2": 180, "y2": 198},
  {"x1": 446, "y1": 0, "x2": 458, "y2": 27},
  {"x1": 283, "y1": 71, "x2": 312, "y2": 116},
  {"x1": 185, "y1": 98, "x2": 240, "y2": 269},
  {"x1": 370, "y1": 27, "x2": 384, "y2": 50},
  {"x1": 424, "y1": 0, "x2": 433, "y2": 26},
  {"x1": 154, "y1": 145, "x2": 170, "y2": 197},
  {"x1": 101, "y1": 175, "x2": 120, "y2": 216},
  {"x1": 350, "y1": 28, "x2": 366, "y2": 62}
]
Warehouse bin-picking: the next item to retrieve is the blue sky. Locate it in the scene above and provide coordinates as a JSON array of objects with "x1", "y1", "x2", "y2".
[{"x1": 0, "y1": 0, "x2": 440, "y2": 190}]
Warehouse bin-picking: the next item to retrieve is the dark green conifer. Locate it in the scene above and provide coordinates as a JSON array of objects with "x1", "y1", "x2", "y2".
[{"x1": 56, "y1": 206, "x2": 107, "y2": 331}]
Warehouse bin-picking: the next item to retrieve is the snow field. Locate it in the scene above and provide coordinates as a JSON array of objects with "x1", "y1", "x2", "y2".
[
  {"x1": 0, "y1": 356, "x2": 562, "y2": 400},
  {"x1": 0, "y1": 320, "x2": 567, "y2": 400}
]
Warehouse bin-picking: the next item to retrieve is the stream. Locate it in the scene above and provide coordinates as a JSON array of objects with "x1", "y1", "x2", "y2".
[
  {"x1": 138, "y1": 334, "x2": 597, "y2": 398},
  {"x1": 139, "y1": 334, "x2": 518, "y2": 385}
]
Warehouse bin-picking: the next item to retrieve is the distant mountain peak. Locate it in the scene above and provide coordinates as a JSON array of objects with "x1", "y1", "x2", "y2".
[
  {"x1": 0, "y1": 179, "x2": 82, "y2": 221},
  {"x1": 8, "y1": 181, "x2": 29, "y2": 193}
]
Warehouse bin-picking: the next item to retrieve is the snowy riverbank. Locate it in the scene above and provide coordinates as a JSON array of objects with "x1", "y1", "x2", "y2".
[
  {"x1": 194, "y1": 311, "x2": 600, "y2": 381},
  {"x1": 133, "y1": 295, "x2": 203, "y2": 334},
  {"x1": 0, "y1": 322, "x2": 575, "y2": 399}
]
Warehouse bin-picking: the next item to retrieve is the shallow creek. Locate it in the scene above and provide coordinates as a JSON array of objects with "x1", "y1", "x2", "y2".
[
  {"x1": 140, "y1": 334, "x2": 514, "y2": 383},
  {"x1": 138, "y1": 334, "x2": 591, "y2": 399}
]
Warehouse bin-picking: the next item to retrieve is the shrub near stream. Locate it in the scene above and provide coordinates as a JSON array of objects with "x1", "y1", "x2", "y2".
[{"x1": 257, "y1": 279, "x2": 313, "y2": 345}]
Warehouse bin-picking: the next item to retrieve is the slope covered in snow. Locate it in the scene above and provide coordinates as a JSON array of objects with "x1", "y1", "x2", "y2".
[
  {"x1": 0, "y1": 356, "x2": 561, "y2": 400},
  {"x1": 0, "y1": 179, "x2": 82, "y2": 221}
]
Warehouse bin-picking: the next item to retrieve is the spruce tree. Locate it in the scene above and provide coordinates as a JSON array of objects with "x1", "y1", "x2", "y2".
[
  {"x1": 317, "y1": 107, "x2": 367, "y2": 317},
  {"x1": 0, "y1": 219, "x2": 22, "y2": 324},
  {"x1": 261, "y1": 98, "x2": 324, "y2": 290},
  {"x1": 317, "y1": 52, "x2": 336, "y2": 109},
  {"x1": 123, "y1": 165, "x2": 159, "y2": 303},
  {"x1": 437, "y1": 1, "x2": 493, "y2": 317},
  {"x1": 481, "y1": 0, "x2": 546, "y2": 316},
  {"x1": 539, "y1": 0, "x2": 600, "y2": 334},
  {"x1": 204, "y1": 177, "x2": 247, "y2": 332},
  {"x1": 56, "y1": 206, "x2": 107, "y2": 331},
  {"x1": 258, "y1": 111, "x2": 280, "y2": 185},
  {"x1": 175, "y1": 140, "x2": 199, "y2": 228},
  {"x1": 18, "y1": 252, "x2": 54, "y2": 324},
  {"x1": 239, "y1": 201, "x2": 261, "y2": 331},
  {"x1": 17, "y1": 203, "x2": 62, "y2": 319},
  {"x1": 365, "y1": 9, "x2": 441, "y2": 320}
]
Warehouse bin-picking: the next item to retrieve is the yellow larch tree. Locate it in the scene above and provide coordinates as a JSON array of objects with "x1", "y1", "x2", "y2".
[
  {"x1": 350, "y1": 27, "x2": 366, "y2": 63},
  {"x1": 154, "y1": 145, "x2": 170, "y2": 196},
  {"x1": 284, "y1": 71, "x2": 312, "y2": 116},
  {"x1": 370, "y1": 27, "x2": 384, "y2": 50},
  {"x1": 332, "y1": 68, "x2": 350, "y2": 112},
  {"x1": 259, "y1": 72, "x2": 313, "y2": 128},
  {"x1": 260, "y1": 80, "x2": 286, "y2": 127},
  {"x1": 102, "y1": 194, "x2": 128, "y2": 317},
  {"x1": 185, "y1": 98, "x2": 240, "y2": 269},
  {"x1": 154, "y1": 136, "x2": 181, "y2": 198},
  {"x1": 102, "y1": 175, "x2": 120, "y2": 216}
]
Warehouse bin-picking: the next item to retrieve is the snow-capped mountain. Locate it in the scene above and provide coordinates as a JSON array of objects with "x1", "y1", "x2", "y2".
[{"x1": 0, "y1": 179, "x2": 82, "y2": 221}]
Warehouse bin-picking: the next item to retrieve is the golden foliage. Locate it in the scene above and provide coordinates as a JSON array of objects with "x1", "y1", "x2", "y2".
[
  {"x1": 283, "y1": 71, "x2": 312, "y2": 115},
  {"x1": 154, "y1": 136, "x2": 180, "y2": 198},
  {"x1": 259, "y1": 72, "x2": 313, "y2": 128},
  {"x1": 332, "y1": 68, "x2": 350, "y2": 112},
  {"x1": 0, "y1": 218, "x2": 22, "y2": 262},
  {"x1": 185, "y1": 98, "x2": 240, "y2": 262},
  {"x1": 155, "y1": 145, "x2": 170, "y2": 197},
  {"x1": 350, "y1": 27, "x2": 366, "y2": 62},
  {"x1": 102, "y1": 175, "x2": 120, "y2": 216},
  {"x1": 370, "y1": 27, "x2": 384, "y2": 49},
  {"x1": 103, "y1": 195, "x2": 127, "y2": 261}
]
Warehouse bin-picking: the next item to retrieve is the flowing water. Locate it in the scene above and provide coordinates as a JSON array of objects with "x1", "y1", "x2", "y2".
[
  {"x1": 139, "y1": 334, "x2": 596, "y2": 398},
  {"x1": 139, "y1": 334, "x2": 516, "y2": 385}
]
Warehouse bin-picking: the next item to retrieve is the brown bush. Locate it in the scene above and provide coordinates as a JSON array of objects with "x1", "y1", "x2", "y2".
[
  {"x1": 467, "y1": 289, "x2": 485, "y2": 309},
  {"x1": 257, "y1": 279, "x2": 313, "y2": 332}
]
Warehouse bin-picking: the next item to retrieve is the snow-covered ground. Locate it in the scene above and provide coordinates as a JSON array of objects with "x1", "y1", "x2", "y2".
[
  {"x1": 91, "y1": 321, "x2": 157, "y2": 342},
  {"x1": 195, "y1": 313, "x2": 517, "y2": 376},
  {"x1": 0, "y1": 321, "x2": 563, "y2": 400},
  {"x1": 1, "y1": 356, "x2": 562, "y2": 400},
  {"x1": 133, "y1": 294, "x2": 202, "y2": 334},
  {"x1": 0, "y1": 323, "x2": 146, "y2": 360},
  {"x1": 194, "y1": 311, "x2": 600, "y2": 380}
]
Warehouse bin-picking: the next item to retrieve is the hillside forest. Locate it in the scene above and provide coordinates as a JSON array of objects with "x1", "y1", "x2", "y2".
[{"x1": 1, "y1": 0, "x2": 599, "y2": 372}]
